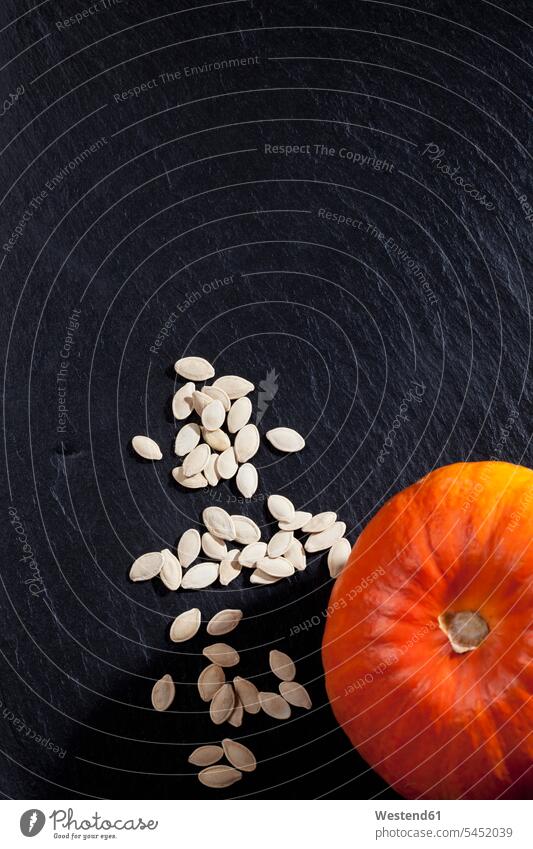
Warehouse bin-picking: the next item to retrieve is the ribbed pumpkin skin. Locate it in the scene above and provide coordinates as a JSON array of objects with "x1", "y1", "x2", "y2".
[{"x1": 322, "y1": 462, "x2": 533, "y2": 799}]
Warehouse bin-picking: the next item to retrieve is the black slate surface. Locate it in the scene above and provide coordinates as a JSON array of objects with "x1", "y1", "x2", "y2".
[{"x1": 1, "y1": 0, "x2": 532, "y2": 800}]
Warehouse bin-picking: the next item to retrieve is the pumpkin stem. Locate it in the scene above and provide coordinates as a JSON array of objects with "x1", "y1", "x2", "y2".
[{"x1": 438, "y1": 610, "x2": 489, "y2": 653}]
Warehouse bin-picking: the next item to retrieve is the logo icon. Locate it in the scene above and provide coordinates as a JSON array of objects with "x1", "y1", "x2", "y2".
[
  {"x1": 256, "y1": 369, "x2": 279, "y2": 425},
  {"x1": 20, "y1": 810, "x2": 45, "y2": 837}
]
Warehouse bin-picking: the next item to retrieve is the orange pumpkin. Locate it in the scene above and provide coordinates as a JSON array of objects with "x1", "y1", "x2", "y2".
[{"x1": 322, "y1": 461, "x2": 533, "y2": 799}]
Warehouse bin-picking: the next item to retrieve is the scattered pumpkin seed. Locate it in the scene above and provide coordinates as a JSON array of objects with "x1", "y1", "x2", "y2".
[
  {"x1": 267, "y1": 494, "x2": 295, "y2": 523},
  {"x1": 219, "y1": 550, "x2": 242, "y2": 585},
  {"x1": 198, "y1": 764, "x2": 242, "y2": 788},
  {"x1": 202, "y1": 427, "x2": 230, "y2": 452},
  {"x1": 269, "y1": 649, "x2": 296, "y2": 681},
  {"x1": 129, "y1": 552, "x2": 163, "y2": 582},
  {"x1": 267, "y1": 530, "x2": 293, "y2": 558},
  {"x1": 174, "y1": 422, "x2": 201, "y2": 456},
  {"x1": 265, "y1": 427, "x2": 305, "y2": 453},
  {"x1": 198, "y1": 664, "x2": 225, "y2": 701},
  {"x1": 202, "y1": 385, "x2": 230, "y2": 411},
  {"x1": 279, "y1": 680, "x2": 312, "y2": 709},
  {"x1": 227, "y1": 696, "x2": 243, "y2": 727},
  {"x1": 231, "y1": 515, "x2": 261, "y2": 544},
  {"x1": 132, "y1": 435, "x2": 162, "y2": 461},
  {"x1": 227, "y1": 396, "x2": 252, "y2": 433},
  {"x1": 202, "y1": 532, "x2": 228, "y2": 561},
  {"x1": 258, "y1": 691, "x2": 291, "y2": 720},
  {"x1": 160, "y1": 548, "x2": 182, "y2": 590},
  {"x1": 202, "y1": 507, "x2": 235, "y2": 541},
  {"x1": 183, "y1": 443, "x2": 211, "y2": 477},
  {"x1": 181, "y1": 561, "x2": 219, "y2": 589},
  {"x1": 203, "y1": 643, "x2": 240, "y2": 667},
  {"x1": 188, "y1": 745, "x2": 224, "y2": 767},
  {"x1": 302, "y1": 511, "x2": 337, "y2": 534},
  {"x1": 192, "y1": 389, "x2": 213, "y2": 416},
  {"x1": 207, "y1": 609, "x2": 243, "y2": 636},
  {"x1": 234, "y1": 423, "x2": 260, "y2": 463},
  {"x1": 212, "y1": 375, "x2": 254, "y2": 399},
  {"x1": 304, "y1": 521, "x2": 346, "y2": 552},
  {"x1": 177, "y1": 528, "x2": 201, "y2": 568},
  {"x1": 175, "y1": 356, "x2": 214, "y2": 381},
  {"x1": 202, "y1": 400, "x2": 226, "y2": 431},
  {"x1": 250, "y1": 568, "x2": 282, "y2": 585},
  {"x1": 257, "y1": 557, "x2": 294, "y2": 578},
  {"x1": 204, "y1": 453, "x2": 221, "y2": 486},
  {"x1": 151, "y1": 673, "x2": 175, "y2": 711},
  {"x1": 172, "y1": 382, "x2": 195, "y2": 420},
  {"x1": 285, "y1": 538, "x2": 307, "y2": 571},
  {"x1": 172, "y1": 467, "x2": 208, "y2": 488},
  {"x1": 233, "y1": 676, "x2": 261, "y2": 714},
  {"x1": 222, "y1": 738, "x2": 256, "y2": 772},
  {"x1": 328, "y1": 538, "x2": 351, "y2": 578},
  {"x1": 239, "y1": 541, "x2": 267, "y2": 566},
  {"x1": 278, "y1": 511, "x2": 313, "y2": 531},
  {"x1": 236, "y1": 462, "x2": 258, "y2": 498},
  {"x1": 217, "y1": 447, "x2": 238, "y2": 479},
  {"x1": 170, "y1": 607, "x2": 201, "y2": 643},
  {"x1": 209, "y1": 683, "x2": 236, "y2": 724}
]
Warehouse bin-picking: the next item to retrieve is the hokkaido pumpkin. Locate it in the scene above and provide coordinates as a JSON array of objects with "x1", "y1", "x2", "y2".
[{"x1": 322, "y1": 461, "x2": 533, "y2": 799}]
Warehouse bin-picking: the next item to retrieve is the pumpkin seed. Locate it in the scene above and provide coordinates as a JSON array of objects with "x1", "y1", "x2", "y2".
[
  {"x1": 151, "y1": 673, "x2": 175, "y2": 711},
  {"x1": 172, "y1": 381, "x2": 195, "y2": 420},
  {"x1": 217, "y1": 447, "x2": 238, "y2": 479},
  {"x1": 231, "y1": 515, "x2": 261, "y2": 544},
  {"x1": 209, "y1": 683, "x2": 235, "y2": 724},
  {"x1": 177, "y1": 528, "x2": 201, "y2": 568},
  {"x1": 203, "y1": 507, "x2": 236, "y2": 541},
  {"x1": 222, "y1": 738, "x2": 256, "y2": 772},
  {"x1": 257, "y1": 557, "x2": 294, "y2": 578},
  {"x1": 160, "y1": 548, "x2": 182, "y2": 590},
  {"x1": 175, "y1": 356, "x2": 214, "y2": 381},
  {"x1": 188, "y1": 745, "x2": 223, "y2": 766},
  {"x1": 132, "y1": 435, "x2": 162, "y2": 461},
  {"x1": 183, "y1": 443, "x2": 211, "y2": 477},
  {"x1": 236, "y1": 463, "x2": 258, "y2": 498},
  {"x1": 267, "y1": 494, "x2": 295, "y2": 522},
  {"x1": 279, "y1": 680, "x2": 312, "y2": 709},
  {"x1": 202, "y1": 532, "x2": 228, "y2": 561},
  {"x1": 233, "y1": 676, "x2": 261, "y2": 714},
  {"x1": 250, "y1": 568, "x2": 282, "y2": 585},
  {"x1": 129, "y1": 552, "x2": 163, "y2": 582},
  {"x1": 212, "y1": 375, "x2": 254, "y2": 399},
  {"x1": 192, "y1": 390, "x2": 212, "y2": 415},
  {"x1": 234, "y1": 423, "x2": 260, "y2": 463},
  {"x1": 285, "y1": 538, "x2": 307, "y2": 571},
  {"x1": 267, "y1": 530, "x2": 293, "y2": 558},
  {"x1": 202, "y1": 400, "x2": 226, "y2": 431},
  {"x1": 174, "y1": 422, "x2": 201, "y2": 456},
  {"x1": 265, "y1": 427, "x2": 305, "y2": 453},
  {"x1": 219, "y1": 550, "x2": 242, "y2": 585},
  {"x1": 304, "y1": 521, "x2": 346, "y2": 552},
  {"x1": 278, "y1": 511, "x2": 312, "y2": 531},
  {"x1": 205, "y1": 453, "x2": 220, "y2": 486},
  {"x1": 198, "y1": 764, "x2": 242, "y2": 788},
  {"x1": 170, "y1": 607, "x2": 201, "y2": 642},
  {"x1": 238, "y1": 541, "x2": 267, "y2": 566},
  {"x1": 207, "y1": 608, "x2": 243, "y2": 636},
  {"x1": 203, "y1": 643, "x2": 240, "y2": 667},
  {"x1": 227, "y1": 396, "x2": 252, "y2": 433},
  {"x1": 258, "y1": 691, "x2": 291, "y2": 720},
  {"x1": 269, "y1": 649, "x2": 296, "y2": 681},
  {"x1": 172, "y1": 467, "x2": 208, "y2": 488},
  {"x1": 202, "y1": 385, "x2": 230, "y2": 411},
  {"x1": 198, "y1": 664, "x2": 225, "y2": 701},
  {"x1": 302, "y1": 511, "x2": 337, "y2": 533},
  {"x1": 328, "y1": 538, "x2": 351, "y2": 578},
  {"x1": 227, "y1": 696, "x2": 243, "y2": 727},
  {"x1": 181, "y1": 561, "x2": 219, "y2": 589},
  {"x1": 202, "y1": 427, "x2": 230, "y2": 452}
]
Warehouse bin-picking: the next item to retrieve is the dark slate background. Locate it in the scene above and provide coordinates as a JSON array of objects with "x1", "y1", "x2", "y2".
[{"x1": 1, "y1": 0, "x2": 531, "y2": 800}]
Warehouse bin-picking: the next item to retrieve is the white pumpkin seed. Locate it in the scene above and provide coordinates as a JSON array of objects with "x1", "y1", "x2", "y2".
[
  {"x1": 269, "y1": 649, "x2": 296, "y2": 681},
  {"x1": 132, "y1": 435, "x2": 162, "y2": 461},
  {"x1": 198, "y1": 764, "x2": 242, "y2": 788},
  {"x1": 279, "y1": 680, "x2": 312, "y2": 709},
  {"x1": 172, "y1": 381, "x2": 195, "y2": 420},
  {"x1": 177, "y1": 528, "x2": 201, "y2": 568},
  {"x1": 219, "y1": 550, "x2": 242, "y2": 585},
  {"x1": 222, "y1": 738, "x2": 257, "y2": 772},
  {"x1": 172, "y1": 467, "x2": 208, "y2": 488},
  {"x1": 278, "y1": 511, "x2": 313, "y2": 531},
  {"x1": 302, "y1": 511, "x2": 337, "y2": 533},
  {"x1": 160, "y1": 548, "x2": 182, "y2": 590},
  {"x1": 227, "y1": 396, "x2": 252, "y2": 433},
  {"x1": 202, "y1": 385, "x2": 230, "y2": 411},
  {"x1": 266, "y1": 427, "x2": 305, "y2": 453},
  {"x1": 170, "y1": 607, "x2": 201, "y2": 643},
  {"x1": 234, "y1": 424, "x2": 260, "y2": 463},
  {"x1": 188, "y1": 745, "x2": 223, "y2": 767},
  {"x1": 202, "y1": 427, "x2": 230, "y2": 452},
  {"x1": 175, "y1": 356, "x2": 214, "y2": 381},
  {"x1": 192, "y1": 390, "x2": 213, "y2": 416},
  {"x1": 207, "y1": 609, "x2": 243, "y2": 636},
  {"x1": 238, "y1": 541, "x2": 267, "y2": 567},
  {"x1": 231, "y1": 515, "x2": 261, "y2": 544},
  {"x1": 202, "y1": 507, "x2": 235, "y2": 541},
  {"x1": 267, "y1": 494, "x2": 295, "y2": 523},
  {"x1": 257, "y1": 557, "x2": 294, "y2": 578},
  {"x1": 304, "y1": 522, "x2": 346, "y2": 552},
  {"x1": 183, "y1": 443, "x2": 211, "y2": 477},
  {"x1": 174, "y1": 422, "x2": 201, "y2": 456},
  {"x1": 236, "y1": 463, "x2": 258, "y2": 498},
  {"x1": 204, "y1": 453, "x2": 220, "y2": 486},
  {"x1": 181, "y1": 561, "x2": 219, "y2": 589},
  {"x1": 129, "y1": 551, "x2": 163, "y2": 582},
  {"x1": 201, "y1": 532, "x2": 228, "y2": 560},
  {"x1": 233, "y1": 676, "x2": 261, "y2": 714},
  {"x1": 250, "y1": 568, "x2": 282, "y2": 585},
  {"x1": 227, "y1": 696, "x2": 243, "y2": 728},
  {"x1": 151, "y1": 673, "x2": 175, "y2": 711},
  {"x1": 285, "y1": 538, "x2": 307, "y2": 572},
  {"x1": 212, "y1": 375, "x2": 254, "y2": 399},
  {"x1": 203, "y1": 643, "x2": 240, "y2": 667},
  {"x1": 217, "y1": 447, "x2": 238, "y2": 479},
  {"x1": 258, "y1": 691, "x2": 291, "y2": 720},
  {"x1": 328, "y1": 538, "x2": 351, "y2": 578},
  {"x1": 209, "y1": 683, "x2": 236, "y2": 724},
  {"x1": 202, "y1": 400, "x2": 226, "y2": 431},
  {"x1": 198, "y1": 664, "x2": 225, "y2": 701},
  {"x1": 267, "y1": 530, "x2": 293, "y2": 558}
]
